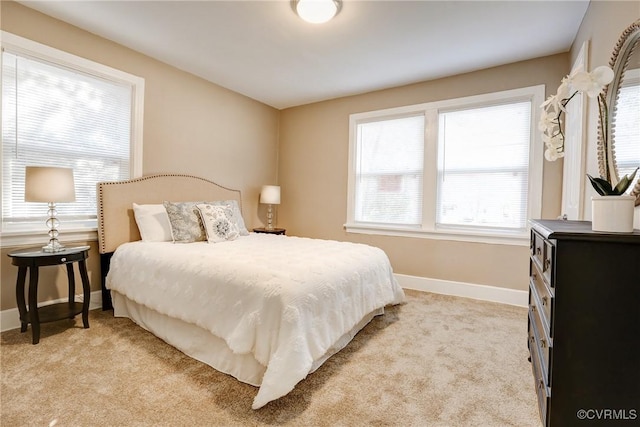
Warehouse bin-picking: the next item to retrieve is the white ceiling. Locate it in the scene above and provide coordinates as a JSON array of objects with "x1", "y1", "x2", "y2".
[{"x1": 18, "y1": 0, "x2": 590, "y2": 109}]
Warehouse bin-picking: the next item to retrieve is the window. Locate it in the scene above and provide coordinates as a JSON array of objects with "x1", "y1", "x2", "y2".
[
  {"x1": 614, "y1": 69, "x2": 640, "y2": 182},
  {"x1": 437, "y1": 102, "x2": 532, "y2": 230},
  {"x1": 347, "y1": 86, "x2": 544, "y2": 244},
  {"x1": 1, "y1": 32, "x2": 144, "y2": 244},
  {"x1": 355, "y1": 115, "x2": 424, "y2": 225}
]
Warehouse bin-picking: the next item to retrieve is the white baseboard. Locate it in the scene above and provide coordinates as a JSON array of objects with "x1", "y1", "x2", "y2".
[
  {"x1": 1, "y1": 290, "x2": 103, "y2": 332},
  {"x1": 396, "y1": 273, "x2": 528, "y2": 307}
]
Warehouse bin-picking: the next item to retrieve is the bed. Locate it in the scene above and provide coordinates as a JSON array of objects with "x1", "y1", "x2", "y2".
[{"x1": 97, "y1": 174, "x2": 405, "y2": 409}]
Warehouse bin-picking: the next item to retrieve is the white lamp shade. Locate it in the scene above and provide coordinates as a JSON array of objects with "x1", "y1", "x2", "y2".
[
  {"x1": 295, "y1": 0, "x2": 340, "y2": 24},
  {"x1": 260, "y1": 185, "x2": 281, "y2": 205},
  {"x1": 25, "y1": 166, "x2": 76, "y2": 203}
]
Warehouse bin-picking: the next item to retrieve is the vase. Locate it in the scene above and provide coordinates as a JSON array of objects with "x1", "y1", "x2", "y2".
[{"x1": 591, "y1": 195, "x2": 635, "y2": 233}]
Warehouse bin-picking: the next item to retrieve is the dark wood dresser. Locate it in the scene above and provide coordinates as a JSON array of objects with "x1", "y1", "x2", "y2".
[{"x1": 528, "y1": 220, "x2": 639, "y2": 426}]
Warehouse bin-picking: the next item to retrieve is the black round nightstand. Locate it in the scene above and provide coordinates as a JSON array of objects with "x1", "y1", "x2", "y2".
[
  {"x1": 253, "y1": 227, "x2": 286, "y2": 235},
  {"x1": 8, "y1": 246, "x2": 91, "y2": 344}
]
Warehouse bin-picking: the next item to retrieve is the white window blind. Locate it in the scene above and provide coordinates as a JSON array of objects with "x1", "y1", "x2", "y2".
[
  {"x1": 614, "y1": 78, "x2": 640, "y2": 183},
  {"x1": 2, "y1": 50, "x2": 133, "y2": 226},
  {"x1": 437, "y1": 102, "x2": 532, "y2": 230},
  {"x1": 355, "y1": 115, "x2": 424, "y2": 225},
  {"x1": 347, "y1": 85, "x2": 543, "y2": 244}
]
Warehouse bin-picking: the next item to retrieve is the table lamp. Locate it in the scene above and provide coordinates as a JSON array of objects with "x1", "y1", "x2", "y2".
[
  {"x1": 25, "y1": 166, "x2": 76, "y2": 252},
  {"x1": 260, "y1": 185, "x2": 281, "y2": 230}
]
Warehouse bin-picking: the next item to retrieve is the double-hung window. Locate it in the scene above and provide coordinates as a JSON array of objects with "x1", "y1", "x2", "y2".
[
  {"x1": 347, "y1": 85, "x2": 545, "y2": 244},
  {"x1": 1, "y1": 32, "x2": 144, "y2": 245},
  {"x1": 354, "y1": 115, "x2": 425, "y2": 225}
]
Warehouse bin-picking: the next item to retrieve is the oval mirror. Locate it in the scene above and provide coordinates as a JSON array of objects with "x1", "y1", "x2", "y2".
[{"x1": 598, "y1": 19, "x2": 640, "y2": 206}]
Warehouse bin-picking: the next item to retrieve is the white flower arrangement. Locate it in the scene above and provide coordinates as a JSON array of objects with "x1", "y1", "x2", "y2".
[
  {"x1": 540, "y1": 66, "x2": 613, "y2": 161},
  {"x1": 540, "y1": 65, "x2": 638, "y2": 195}
]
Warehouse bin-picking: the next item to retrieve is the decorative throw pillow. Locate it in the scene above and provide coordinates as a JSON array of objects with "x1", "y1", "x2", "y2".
[
  {"x1": 208, "y1": 200, "x2": 249, "y2": 236},
  {"x1": 196, "y1": 203, "x2": 240, "y2": 243},
  {"x1": 132, "y1": 203, "x2": 173, "y2": 242},
  {"x1": 163, "y1": 201, "x2": 207, "y2": 243}
]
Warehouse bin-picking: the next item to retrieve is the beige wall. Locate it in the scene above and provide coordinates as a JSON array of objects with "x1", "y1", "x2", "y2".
[
  {"x1": 2, "y1": 1, "x2": 635, "y2": 312},
  {"x1": 0, "y1": 2, "x2": 279, "y2": 310},
  {"x1": 278, "y1": 0, "x2": 640, "y2": 292},
  {"x1": 570, "y1": 1, "x2": 640, "y2": 227},
  {"x1": 278, "y1": 55, "x2": 569, "y2": 292}
]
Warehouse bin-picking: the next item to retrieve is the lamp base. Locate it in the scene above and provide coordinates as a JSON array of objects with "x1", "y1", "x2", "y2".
[
  {"x1": 266, "y1": 204, "x2": 275, "y2": 230},
  {"x1": 42, "y1": 202, "x2": 65, "y2": 252},
  {"x1": 42, "y1": 239, "x2": 65, "y2": 253}
]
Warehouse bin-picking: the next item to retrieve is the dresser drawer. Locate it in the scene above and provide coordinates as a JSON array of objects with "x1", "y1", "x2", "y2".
[
  {"x1": 529, "y1": 324, "x2": 550, "y2": 427},
  {"x1": 528, "y1": 299, "x2": 551, "y2": 386},
  {"x1": 531, "y1": 229, "x2": 545, "y2": 267},
  {"x1": 530, "y1": 259, "x2": 553, "y2": 337},
  {"x1": 543, "y1": 239, "x2": 554, "y2": 287},
  {"x1": 531, "y1": 230, "x2": 555, "y2": 287}
]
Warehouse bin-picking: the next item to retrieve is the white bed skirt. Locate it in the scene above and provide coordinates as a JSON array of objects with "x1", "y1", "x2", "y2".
[{"x1": 112, "y1": 291, "x2": 383, "y2": 391}]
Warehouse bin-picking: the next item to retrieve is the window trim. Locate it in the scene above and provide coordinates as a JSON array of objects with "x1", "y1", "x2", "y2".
[
  {"x1": 0, "y1": 31, "x2": 145, "y2": 247},
  {"x1": 346, "y1": 85, "x2": 545, "y2": 246}
]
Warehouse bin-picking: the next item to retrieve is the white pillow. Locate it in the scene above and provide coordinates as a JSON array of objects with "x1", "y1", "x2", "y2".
[
  {"x1": 200, "y1": 200, "x2": 249, "y2": 236},
  {"x1": 132, "y1": 203, "x2": 173, "y2": 242},
  {"x1": 196, "y1": 203, "x2": 240, "y2": 243},
  {"x1": 213, "y1": 200, "x2": 249, "y2": 236}
]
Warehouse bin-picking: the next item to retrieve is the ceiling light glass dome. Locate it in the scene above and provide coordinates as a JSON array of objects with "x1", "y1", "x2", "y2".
[{"x1": 294, "y1": 0, "x2": 342, "y2": 24}]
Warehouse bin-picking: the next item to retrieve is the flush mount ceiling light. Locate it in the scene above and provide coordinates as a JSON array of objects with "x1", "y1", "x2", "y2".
[{"x1": 292, "y1": 0, "x2": 342, "y2": 24}]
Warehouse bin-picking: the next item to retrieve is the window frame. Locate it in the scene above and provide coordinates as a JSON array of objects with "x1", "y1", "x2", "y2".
[
  {"x1": 0, "y1": 31, "x2": 145, "y2": 247},
  {"x1": 346, "y1": 85, "x2": 545, "y2": 246}
]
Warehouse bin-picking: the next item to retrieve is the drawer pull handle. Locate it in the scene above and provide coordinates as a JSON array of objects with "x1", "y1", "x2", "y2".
[
  {"x1": 532, "y1": 272, "x2": 538, "y2": 280},
  {"x1": 540, "y1": 339, "x2": 547, "y2": 348},
  {"x1": 538, "y1": 379, "x2": 544, "y2": 390},
  {"x1": 61, "y1": 257, "x2": 67, "y2": 262},
  {"x1": 531, "y1": 305, "x2": 536, "y2": 312},
  {"x1": 542, "y1": 296, "x2": 548, "y2": 306},
  {"x1": 544, "y1": 259, "x2": 550, "y2": 271},
  {"x1": 536, "y1": 247, "x2": 541, "y2": 255}
]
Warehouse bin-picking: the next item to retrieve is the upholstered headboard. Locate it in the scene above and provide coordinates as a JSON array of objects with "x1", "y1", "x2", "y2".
[
  {"x1": 97, "y1": 174, "x2": 243, "y2": 254},
  {"x1": 97, "y1": 174, "x2": 244, "y2": 310}
]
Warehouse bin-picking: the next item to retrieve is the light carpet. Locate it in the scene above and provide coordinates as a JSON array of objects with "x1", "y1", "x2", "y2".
[{"x1": 1, "y1": 290, "x2": 539, "y2": 426}]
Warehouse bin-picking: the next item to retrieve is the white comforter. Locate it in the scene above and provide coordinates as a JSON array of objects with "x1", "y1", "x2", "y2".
[{"x1": 106, "y1": 234, "x2": 405, "y2": 409}]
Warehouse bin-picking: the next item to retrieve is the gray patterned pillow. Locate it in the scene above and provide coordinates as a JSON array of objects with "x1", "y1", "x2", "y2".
[
  {"x1": 196, "y1": 204, "x2": 240, "y2": 243},
  {"x1": 209, "y1": 200, "x2": 249, "y2": 236},
  {"x1": 163, "y1": 201, "x2": 207, "y2": 243}
]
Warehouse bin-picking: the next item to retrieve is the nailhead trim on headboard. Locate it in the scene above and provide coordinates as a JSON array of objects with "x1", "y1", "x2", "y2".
[{"x1": 97, "y1": 174, "x2": 244, "y2": 254}]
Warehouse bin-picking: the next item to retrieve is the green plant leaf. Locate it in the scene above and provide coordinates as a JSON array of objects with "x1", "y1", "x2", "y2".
[
  {"x1": 587, "y1": 174, "x2": 613, "y2": 196},
  {"x1": 614, "y1": 168, "x2": 639, "y2": 194},
  {"x1": 614, "y1": 175, "x2": 631, "y2": 195}
]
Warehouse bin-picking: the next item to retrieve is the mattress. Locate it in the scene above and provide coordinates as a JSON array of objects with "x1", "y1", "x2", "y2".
[{"x1": 106, "y1": 233, "x2": 405, "y2": 408}]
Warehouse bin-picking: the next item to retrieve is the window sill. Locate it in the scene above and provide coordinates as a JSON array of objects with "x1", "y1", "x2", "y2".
[
  {"x1": 1, "y1": 225, "x2": 98, "y2": 249},
  {"x1": 344, "y1": 223, "x2": 529, "y2": 246}
]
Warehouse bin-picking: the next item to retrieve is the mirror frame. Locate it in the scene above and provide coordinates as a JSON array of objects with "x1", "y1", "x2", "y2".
[{"x1": 598, "y1": 19, "x2": 640, "y2": 205}]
